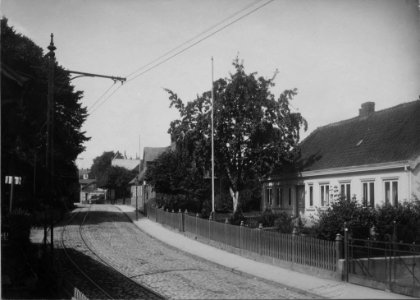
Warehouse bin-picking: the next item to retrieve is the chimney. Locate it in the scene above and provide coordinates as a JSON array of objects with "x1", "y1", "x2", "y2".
[{"x1": 359, "y1": 102, "x2": 375, "y2": 118}]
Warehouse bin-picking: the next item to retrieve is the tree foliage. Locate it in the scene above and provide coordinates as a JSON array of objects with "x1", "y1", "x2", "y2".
[
  {"x1": 1, "y1": 18, "x2": 89, "y2": 212},
  {"x1": 145, "y1": 145, "x2": 211, "y2": 214},
  {"x1": 312, "y1": 197, "x2": 420, "y2": 242},
  {"x1": 166, "y1": 58, "x2": 307, "y2": 212},
  {"x1": 90, "y1": 151, "x2": 133, "y2": 199}
]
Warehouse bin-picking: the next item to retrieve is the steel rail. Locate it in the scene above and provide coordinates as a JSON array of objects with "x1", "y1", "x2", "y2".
[
  {"x1": 59, "y1": 205, "x2": 114, "y2": 299},
  {"x1": 78, "y1": 205, "x2": 165, "y2": 299}
]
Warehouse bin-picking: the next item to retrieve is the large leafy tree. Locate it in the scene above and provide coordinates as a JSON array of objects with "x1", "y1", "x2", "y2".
[
  {"x1": 1, "y1": 18, "x2": 89, "y2": 211},
  {"x1": 145, "y1": 143, "x2": 210, "y2": 213},
  {"x1": 90, "y1": 151, "x2": 120, "y2": 187},
  {"x1": 167, "y1": 58, "x2": 307, "y2": 213},
  {"x1": 90, "y1": 151, "x2": 134, "y2": 199}
]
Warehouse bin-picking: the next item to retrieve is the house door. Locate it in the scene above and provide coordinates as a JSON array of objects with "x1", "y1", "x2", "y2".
[{"x1": 296, "y1": 185, "x2": 305, "y2": 216}]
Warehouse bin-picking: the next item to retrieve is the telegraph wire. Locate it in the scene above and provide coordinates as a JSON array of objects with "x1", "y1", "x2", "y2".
[
  {"x1": 126, "y1": 0, "x2": 274, "y2": 83},
  {"x1": 88, "y1": 82, "x2": 117, "y2": 112},
  {"x1": 125, "y1": 0, "x2": 262, "y2": 80},
  {"x1": 89, "y1": 0, "x2": 274, "y2": 114},
  {"x1": 88, "y1": 84, "x2": 124, "y2": 114}
]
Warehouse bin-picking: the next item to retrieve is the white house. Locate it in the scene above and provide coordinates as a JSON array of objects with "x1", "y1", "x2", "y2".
[{"x1": 261, "y1": 100, "x2": 420, "y2": 217}]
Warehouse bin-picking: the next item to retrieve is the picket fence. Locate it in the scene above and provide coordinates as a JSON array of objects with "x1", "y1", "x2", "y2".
[{"x1": 146, "y1": 205, "x2": 337, "y2": 272}]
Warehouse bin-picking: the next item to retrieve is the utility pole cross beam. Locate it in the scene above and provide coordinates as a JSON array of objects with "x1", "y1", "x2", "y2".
[{"x1": 67, "y1": 70, "x2": 126, "y2": 83}]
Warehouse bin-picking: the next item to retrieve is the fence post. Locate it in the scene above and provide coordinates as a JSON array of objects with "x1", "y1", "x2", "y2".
[
  {"x1": 335, "y1": 233, "x2": 344, "y2": 277},
  {"x1": 391, "y1": 220, "x2": 397, "y2": 286},
  {"x1": 178, "y1": 209, "x2": 183, "y2": 232},
  {"x1": 240, "y1": 221, "x2": 244, "y2": 253},
  {"x1": 344, "y1": 224, "x2": 349, "y2": 282},
  {"x1": 208, "y1": 215, "x2": 212, "y2": 240},
  {"x1": 258, "y1": 223, "x2": 263, "y2": 255},
  {"x1": 225, "y1": 218, "x2": 228, "y2": 246},
  {"x1": 292, "y1": 227, "x2": 297, "y2": 264},
  {"x1": 195, "y1": 213, "x2": 199, "y2": 237}
]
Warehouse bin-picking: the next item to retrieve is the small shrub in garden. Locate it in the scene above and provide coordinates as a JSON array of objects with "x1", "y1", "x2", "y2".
[
  {"x1": 229, "y1": 210, "x2": 246, "y2": 226},
  {"x1": 313, "y1": 197, "x2": 376, "y2": 241},
  {"x1": 258, "y1": 209, "x2": 279, "y2": 227},
  {"x1": 375, "y1": 200, "x2": 420, "y2": 243},
  {"x1": 273, "y1": 212, "x2": 294, "y2": 233}
]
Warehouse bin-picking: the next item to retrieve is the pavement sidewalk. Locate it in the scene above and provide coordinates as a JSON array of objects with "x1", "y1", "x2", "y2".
[{"x1": 116, "y1": 205, "x2": 413, "y2": 299}]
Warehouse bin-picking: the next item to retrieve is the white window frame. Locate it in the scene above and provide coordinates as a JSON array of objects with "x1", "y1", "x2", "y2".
[
  {"x1": 320, "y1": 183, "x2": 330, "y2": 207},
  {"x1": 266, "y1": 187, "x2": 273, "y2": 207},
  {"x1": 277, "y1": 187, "x2": 283, "y2": 208},
  {"x1": 308, "y1": 184, "x2": 314, "y2": 207},
  {"x1": 339, "y1": 182, "x2": 351, "y2": 201},
  {"x1": 384, "y1": 179, "x2": 398, "y2": 206},
  {"x1": 361, "y1": 181, "x2": 375, "y2": 207}
]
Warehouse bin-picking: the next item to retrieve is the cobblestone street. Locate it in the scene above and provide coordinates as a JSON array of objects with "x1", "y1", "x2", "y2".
[{"x1": 66, "y1": 204, "x2": 313, "y2": 299}]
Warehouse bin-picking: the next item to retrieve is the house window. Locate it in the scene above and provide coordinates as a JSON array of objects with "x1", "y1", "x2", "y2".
[
  {"x1": 309, "y1": 185, "x2": 313, "y2": 207},
  {"x1": 277, "y1": 187, "x2": 283, "y2": 208},
  {"x1": 363, "y1": 182, "x2": 375, "y2": 207},
  {"x1": 340, "y1": 183, "x2": 351, "y2": 201},
  {"x1": 320, "y1": 184, "x2": 330, "y2": 206},
  {"x1": 288, "y1": 188, "x2": 292, "y2": 206},
  {"x1": 384, "y1": 180, "x2": 398, "y2": 205},
  {"x1": 266, "y1": 188, "x2": 272, "y2": 207}
]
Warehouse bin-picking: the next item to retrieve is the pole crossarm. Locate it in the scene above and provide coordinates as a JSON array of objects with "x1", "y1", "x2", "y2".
[{"x1": 67, "y1": 70, "x2": 126, "y2": 83}]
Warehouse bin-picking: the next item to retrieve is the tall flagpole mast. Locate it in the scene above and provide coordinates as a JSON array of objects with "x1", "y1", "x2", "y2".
[{"x1": 211, "y1": 57, "x2": 215, "y2": 220}]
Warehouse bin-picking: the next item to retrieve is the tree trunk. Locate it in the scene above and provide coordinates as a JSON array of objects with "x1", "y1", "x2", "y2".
[{"x1": 229, "y1": 187, "x2": 240, "y2": 213}]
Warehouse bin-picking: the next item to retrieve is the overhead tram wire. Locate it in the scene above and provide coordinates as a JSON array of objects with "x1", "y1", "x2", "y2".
[
  {"x1": 125, "y1": 0, "x2": 263, "y2": 80},
  {"x1": 125, "y1": 0, "x2": 274, "y2": 83},
  {"x1": 89, "y1": 84, "x2": 124, "y2": 114},
  {"x1": 88, "y1": 0, "x2": 274, "y2": 114},
  {"x1": 88, "y1": 81, "x2": 117, "y2": 112}
]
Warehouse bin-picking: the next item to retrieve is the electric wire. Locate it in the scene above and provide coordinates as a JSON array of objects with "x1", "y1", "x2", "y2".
[
  {"x1": 89, "y1": 0, "x2": 274, "y2": 114},
  {"x1": 125, "y1": 0, "x2": 262, "y2": 80},
  {"x1": 88, "y1": 82, "x2": 116, "y2": 112},
  {"x1": 88, "y1": 84, "x2": 123, "y2": 114},
  {"x1": 126, "y1": 0, "x2": 274, "y2": 83}
]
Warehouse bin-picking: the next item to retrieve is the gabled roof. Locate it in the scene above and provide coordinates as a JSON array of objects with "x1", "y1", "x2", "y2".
[
  {"x1": 143, "y1": 147, "x2": 169, "y2": 163},
  {"x1": 111, "y1": 158, "x2": 140, "y2": 170},
  {"x1": 299, "y1": 100, "x2": 420, "y2": 172}
]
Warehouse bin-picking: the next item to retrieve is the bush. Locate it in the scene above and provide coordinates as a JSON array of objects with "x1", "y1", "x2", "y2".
[
  {"x1": 258, "y1": 209, "x2": 278, "y2": 227},
  {"x1": 229, "y1": 210, "x2": 246, "y2": 226},
  {"x1": 313, "y1": 198, "x2": 376, "y2": 241},
  {"x1": 375, "y1": 200, "x2": 420, "y2": 243},
  {"x1": 273, "y1": 212, "x2": 294, "y2": 234}
]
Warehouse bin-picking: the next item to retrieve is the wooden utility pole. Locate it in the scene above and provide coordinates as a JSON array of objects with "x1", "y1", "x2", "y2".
[
  {"x1": 46, "y1": 33, "x2": 56, "y2": 256},
  {"x1": 210, "y1": 57, "x2": 215, "y2": 220}
]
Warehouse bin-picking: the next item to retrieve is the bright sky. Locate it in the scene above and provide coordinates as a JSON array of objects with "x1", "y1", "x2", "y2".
[{"x1": 2, "y1": 0, "x2": 420, "y2": 169}]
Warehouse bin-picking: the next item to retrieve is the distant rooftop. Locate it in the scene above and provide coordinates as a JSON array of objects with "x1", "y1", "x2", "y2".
[{"x1": 111, "y1": 158, "x2": 141, "y2": 170}]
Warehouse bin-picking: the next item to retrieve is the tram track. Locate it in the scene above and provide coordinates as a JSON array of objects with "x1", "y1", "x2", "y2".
[{"x1": 59, "y1": 204, "x2": 164, "y2": 299}]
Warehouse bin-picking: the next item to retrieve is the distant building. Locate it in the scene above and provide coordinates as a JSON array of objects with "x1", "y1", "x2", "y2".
[
  {"x1": 111, "y1": 158, "x2": 140, "y2": 171},
  {"x1": 78, "y1": 168, "x2": 91, "y2": 180},
  {"x1": 130, "y1": 146, "x2": 169, "y2": 211},
  {"x1": 261, "y1": 100, "x2": 420, "y2": 217}
]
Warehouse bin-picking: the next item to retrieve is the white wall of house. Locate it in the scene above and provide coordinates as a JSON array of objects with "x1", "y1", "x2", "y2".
[{"x1": 262, "y1": 164, "x2": 419, "y2": 218}]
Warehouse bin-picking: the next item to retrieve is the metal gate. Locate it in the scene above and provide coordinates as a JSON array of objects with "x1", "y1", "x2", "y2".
[{"x1": 344, "y1": 232, "x2": 420, "y2": 297}]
